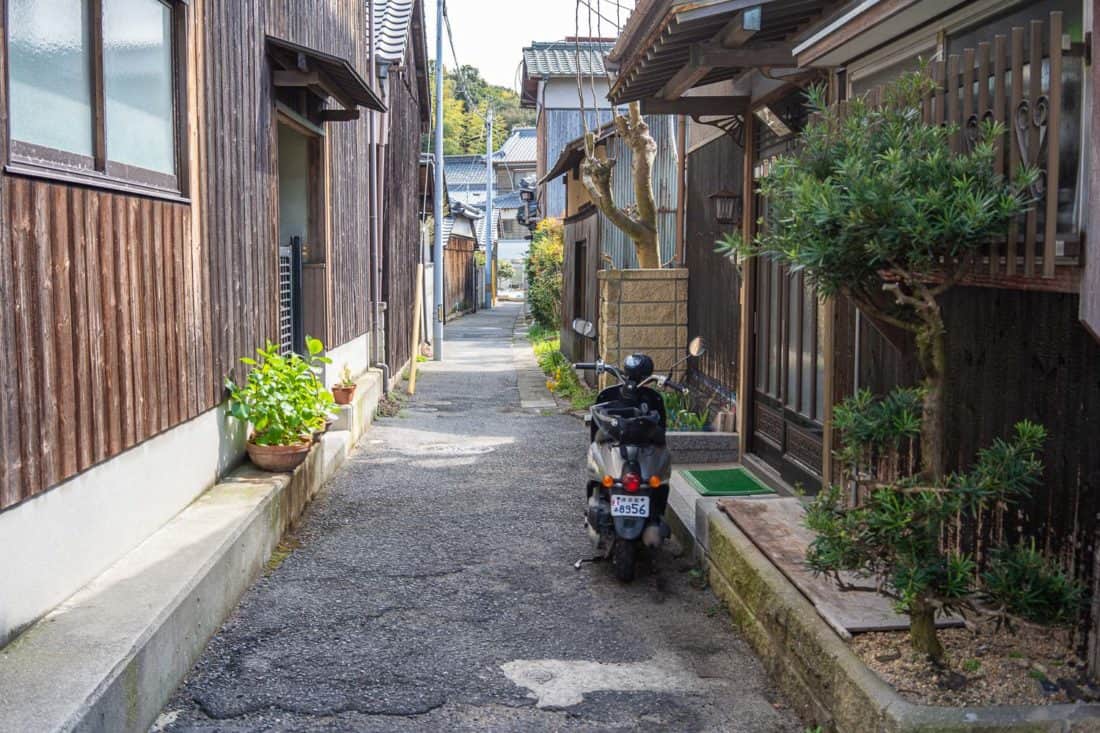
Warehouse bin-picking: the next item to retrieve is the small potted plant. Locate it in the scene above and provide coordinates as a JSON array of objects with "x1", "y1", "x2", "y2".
[
  {"x1": 332, "y1": 364, "x2": 357, "y2": 406},
  {"x1": 226, "y1": 337, "x2": 334, "y2": 472}
]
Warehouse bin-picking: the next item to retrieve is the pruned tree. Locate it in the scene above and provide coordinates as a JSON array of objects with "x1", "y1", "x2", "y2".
[
  {"x1": 718, "y1": 71, "x2": 1036, "y2": 481},
  {"x1": 580, "y1": 102, "x2": 661, "y2": 269}
]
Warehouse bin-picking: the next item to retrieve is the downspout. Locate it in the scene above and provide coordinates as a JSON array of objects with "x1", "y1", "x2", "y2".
[
  {"x1": 675, "y1": 114, "x2": 687, "y2": 266},
  {"x1": 368, "y1": 10, "x2": 391, "y2": 387}
]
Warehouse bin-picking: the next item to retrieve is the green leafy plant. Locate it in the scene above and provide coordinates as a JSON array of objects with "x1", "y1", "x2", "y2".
[
  {"x1": 225, "y1": 337, "x2": 334, "y2": 446},
  {"x1": 337, "y1": 364, "x2": 354, "y2": 388},
  {"x1": 833, "y1": 387, "x2": 923, "y2": 483},
  {"x1": 525, "y1": 218, "x2": 564, "y2": 330},
  {"x1": 981, "y1": 541, "x2": 1084, "y2": 627},
  {"x1": 718, "y1": 70, "x2": 1036, "y2": 482},
  {"x1": 663, "y1": 391, "x2": 711, "y2": 432},
  {"x1": 529, "y1": 323, "x2": 595, "y2": 410},
  {"x1": 807, "y1": 388, "x2": 1048, "y2": 662}
]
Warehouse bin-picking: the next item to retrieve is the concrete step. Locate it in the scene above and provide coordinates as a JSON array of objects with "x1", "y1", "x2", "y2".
[
  {"x1": 0, "y1": 370, "x2": 383, "y2": 733},
  {"x1": 667, "y1": 431, "x2": 739, "y2": 464}
]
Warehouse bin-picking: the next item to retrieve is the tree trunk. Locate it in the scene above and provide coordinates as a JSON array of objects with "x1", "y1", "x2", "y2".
[
  {"x1": 909, "y1": 599, "x2": 944, "y2": 661},
  {"x1": 580, "y1": 102, "x2": 661, "y2": 270},
  {"x1": 914, "y1": 303, "x2": 947, "y2": 482}
]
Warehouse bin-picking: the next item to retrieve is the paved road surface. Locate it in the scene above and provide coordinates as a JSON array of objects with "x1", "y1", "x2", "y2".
[{"x1": 159, "y1": 303, "x2": 798, "y2": 732}]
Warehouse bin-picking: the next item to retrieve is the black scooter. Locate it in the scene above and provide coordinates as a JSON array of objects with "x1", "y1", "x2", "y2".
[{"x1": 570, "y1": 318, "x2": 707, "y2": 581}]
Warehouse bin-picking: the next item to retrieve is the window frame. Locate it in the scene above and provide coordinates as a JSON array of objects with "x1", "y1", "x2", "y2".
[{"x1": 4, "y1": 0, "x2": 188, "y2": 199}]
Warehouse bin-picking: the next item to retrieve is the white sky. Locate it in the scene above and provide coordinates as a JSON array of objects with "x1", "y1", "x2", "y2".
[{"x1": 424, "y1": 0, "x2": 636, "y2": 90}]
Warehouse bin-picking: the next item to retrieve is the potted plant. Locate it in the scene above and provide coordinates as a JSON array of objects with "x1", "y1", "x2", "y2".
[
  {"x1": 226, "y1": 337, "x2": 334, "y2": 472},
  {"x1": 332, "y1": 364, "x2": 357, "y2": 406}
]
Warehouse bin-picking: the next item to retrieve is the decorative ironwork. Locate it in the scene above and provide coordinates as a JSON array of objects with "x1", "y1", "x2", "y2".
[{"x1": 1014, "y1": 95, "x2": 1050, "y2": 197}]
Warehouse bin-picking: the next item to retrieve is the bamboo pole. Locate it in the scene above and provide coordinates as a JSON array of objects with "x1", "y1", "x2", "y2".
[{"x1": 407, "y1": 263, "x2": 424, "y2": 395}]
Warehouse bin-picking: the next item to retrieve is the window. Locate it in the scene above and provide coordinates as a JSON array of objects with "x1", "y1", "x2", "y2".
[{"x1": 7, "y1": 0, "x2": 182, "y2": 193}]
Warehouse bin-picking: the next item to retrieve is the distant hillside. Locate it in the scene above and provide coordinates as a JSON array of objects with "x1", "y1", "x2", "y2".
[{"x1": 429, "y1": 64, "x2": 535, "y2": 155}]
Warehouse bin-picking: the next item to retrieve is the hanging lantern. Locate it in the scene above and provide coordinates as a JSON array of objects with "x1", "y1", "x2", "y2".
[{"x1": 709, "y1": 190, "x2": 742, "y2": 226}]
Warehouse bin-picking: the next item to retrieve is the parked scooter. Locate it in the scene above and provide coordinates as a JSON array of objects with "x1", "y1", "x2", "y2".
[{"x1": 570, "y1": 318, "x2": 707, "y2": 581}]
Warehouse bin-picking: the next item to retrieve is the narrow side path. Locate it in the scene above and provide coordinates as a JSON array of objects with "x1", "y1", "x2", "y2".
[{"x1": 159, "y1": 303, "x2": 797, "y2": 732}]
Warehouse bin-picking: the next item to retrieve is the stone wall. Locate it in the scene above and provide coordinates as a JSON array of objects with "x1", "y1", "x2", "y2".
[{"x1": 598, "y1": 268, "x2": 689, "y2": 382}]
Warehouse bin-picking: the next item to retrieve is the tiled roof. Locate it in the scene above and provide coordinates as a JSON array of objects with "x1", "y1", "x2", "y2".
[
  {"x1": 494, "y1": 127, "x2": 537, "y2": 164},
  {"x1": 492, "y1": 191, "x2": 525, "y2": 210},
  {"x1": 523, "y1": 40, "x2": 614, "y2": 78},
  {"x1": 374, "y1": 0, "x2": 417, "y2": 64},
  {"x1": 444, "y1": 155, "x2": 487, "y2": 186}
]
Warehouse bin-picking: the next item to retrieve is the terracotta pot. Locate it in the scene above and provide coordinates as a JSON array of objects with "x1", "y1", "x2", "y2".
[
  {"x1": 246, "y1": 439, "x2": 312, "y2": 472},
  {"x1": 332, "y1": 384, "x2": 357, "y2": 405}
]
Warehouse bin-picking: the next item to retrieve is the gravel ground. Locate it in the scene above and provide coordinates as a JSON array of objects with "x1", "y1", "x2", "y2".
[{"x1": 157, "y1": 303, "x2": 797, "y2": 733}]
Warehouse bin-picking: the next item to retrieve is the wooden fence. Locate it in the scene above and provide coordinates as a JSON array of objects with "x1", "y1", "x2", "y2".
[{"x1": 850, "y1": 11, "x2": 1079, "y2": 287}]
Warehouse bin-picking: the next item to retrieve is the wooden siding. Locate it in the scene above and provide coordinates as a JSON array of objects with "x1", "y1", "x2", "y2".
[
  {"x1": 560, "y1": 208, "x2": 600, "y2": 366},
  {"x1": 382, "y1": 64, "x2": 427, "y2": 373},
  {"x1": 444, "y1": 238, "x2": 477, "y2": 319},
  {"x1": 0, "y1": 180, "x2": 205, "y2": 507},
  {"x1": 0, "y1": 0, "x2": 383, "y2": 509},
  {"x1": 684, "y1": 134, "x2": 741, "y2": 401}
]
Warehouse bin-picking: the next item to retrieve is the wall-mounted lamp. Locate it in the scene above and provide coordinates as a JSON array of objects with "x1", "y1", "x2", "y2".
[{"x1": 709, "y1": 190, "x2": 743, "y2": 226}]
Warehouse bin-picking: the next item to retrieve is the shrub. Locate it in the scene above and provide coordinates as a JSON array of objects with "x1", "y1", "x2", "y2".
[
  {"x1": 226, "y1": 337, "x2": 334, "y2": 446},
  {"x1": 982, "y1": 542, "x2": 1084, "y2": 627},
  {"x1": 807, "y1": 387, "x2": 1051, "y2": 661},
  {"x1": 526, "y1": 218, "x2": 563, "y2": 330}
]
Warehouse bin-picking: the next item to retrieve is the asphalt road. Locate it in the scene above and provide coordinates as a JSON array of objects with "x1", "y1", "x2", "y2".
[{"x1": 158, "y1": 302, "x2": 798, "y2": 732}]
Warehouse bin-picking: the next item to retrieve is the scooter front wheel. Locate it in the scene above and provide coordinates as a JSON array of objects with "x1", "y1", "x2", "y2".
[{"x1": 611, "y1": 538, "x2": 639, "y2": 582}]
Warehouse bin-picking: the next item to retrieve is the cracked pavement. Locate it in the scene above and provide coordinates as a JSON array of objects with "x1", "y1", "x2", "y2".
[{"x1": 158, "y1": 303, "x2": 798, "y2": 732}]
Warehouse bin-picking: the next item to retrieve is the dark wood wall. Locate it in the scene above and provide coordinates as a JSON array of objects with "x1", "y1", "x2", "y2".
[
  {"x1": 382, "y1": 61, "x2": 427, "y2": 373},
  {"x1": 0, "y1": 0, "x2": 381, "y2": 510},
  {"x1": 560, "y1": 208, "x2": 600, "y2": 365},
  {"x1": 685, "y1": 134, "x2": 741, "y2": 400}
]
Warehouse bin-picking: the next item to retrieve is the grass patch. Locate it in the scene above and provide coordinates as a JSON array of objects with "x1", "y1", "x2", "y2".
[
  {"x1": 266, "y1": 536, "x2": 302, "y2": 575},
  {"x1": 527, "y1": 323, "x2": 596, "y2": 411}
]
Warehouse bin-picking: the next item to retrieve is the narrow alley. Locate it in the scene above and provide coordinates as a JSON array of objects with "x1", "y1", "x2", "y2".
[{"x1": 158, "y1": 304, "x2": 797, "y2": 732}]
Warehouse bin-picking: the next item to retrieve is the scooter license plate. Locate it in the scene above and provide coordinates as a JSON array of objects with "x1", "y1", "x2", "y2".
[{"x1": 611, "y1": 494, "x2": 650, "y2": 518}]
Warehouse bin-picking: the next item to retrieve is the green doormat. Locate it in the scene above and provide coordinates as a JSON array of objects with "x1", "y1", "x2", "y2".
[{"x1": 682, "y1": 468, "x2": 775, "y2": 497}]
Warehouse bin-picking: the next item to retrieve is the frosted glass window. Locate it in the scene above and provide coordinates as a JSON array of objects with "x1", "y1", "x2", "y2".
[
  {"x1": 103, "y1": 0, "x2": 175, "y2": 174},
  {"x1": 9, "y1": 0, "x2": 94, "y2": 158}
]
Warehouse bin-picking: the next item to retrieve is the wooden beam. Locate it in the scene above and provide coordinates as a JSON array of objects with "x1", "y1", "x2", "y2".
[
  {"x1": 273, "y1": 70, "x2": 320, "y2": 87},
  {"x1": 640, "y1": 96, "x2": 750, "y2": 116},
  {"x1": 318, "y1": 108, "x2": 360, "y2": 122},
  {"x1": 690, "y1": 41, "x2": 796, "y2": 68},
  {"x1": 657, "y1": 5, "x2": 761, "y2": 100}
]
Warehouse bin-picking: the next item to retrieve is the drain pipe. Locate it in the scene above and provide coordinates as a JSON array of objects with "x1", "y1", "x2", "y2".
[{"x1": 368, "y1": 11, "x2": 391, "y2": 388}]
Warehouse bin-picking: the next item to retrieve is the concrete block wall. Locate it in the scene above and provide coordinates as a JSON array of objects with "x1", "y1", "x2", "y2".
[{"x1": 598, "y1": 268, "x2": 689, "y2": 380}]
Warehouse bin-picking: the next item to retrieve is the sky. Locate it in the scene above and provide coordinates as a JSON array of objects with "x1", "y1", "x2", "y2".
[{"x1": 423, "y1": 0, "x2": 635, "y2": 90}]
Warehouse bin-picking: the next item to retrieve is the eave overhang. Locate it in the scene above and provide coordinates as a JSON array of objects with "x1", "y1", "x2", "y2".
[
  {"x1": 268, "y1": 36, "x2": 387, "y2": 114},
  {"x1": 608, "y1": 0, "x2": 836, "y2": 106},
  {"x1": 538, "y1": 123, "x2": 617, "y2": 185}
]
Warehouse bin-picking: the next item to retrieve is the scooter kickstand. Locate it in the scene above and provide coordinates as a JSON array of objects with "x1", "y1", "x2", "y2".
[{"x1": 573, "y1": 556, "x2": 604, "y2": 570}]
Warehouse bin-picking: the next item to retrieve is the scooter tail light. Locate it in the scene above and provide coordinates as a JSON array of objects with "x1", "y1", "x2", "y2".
[{"x1": 622, "y1": 472, "x2": 642, "y2": 492}]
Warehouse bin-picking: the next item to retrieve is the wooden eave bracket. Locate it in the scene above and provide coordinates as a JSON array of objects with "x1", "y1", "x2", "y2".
[
  {"x1": 657, "y1": 4, "x2": 763, "y2": 101},
  {"x1": 690, "y1": 41, "x2": 796, "y2": 68},
  {"x1": 640, "y1": 96, "x2": 750, "y2": 116},
  {"x1": 273, "y1": 68, "x2": 359, "y2": 123}
]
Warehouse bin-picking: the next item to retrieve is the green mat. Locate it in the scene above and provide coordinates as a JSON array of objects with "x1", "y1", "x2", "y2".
[{"x1": 682, "y1": 468, "x2": 775, "y2": 497}]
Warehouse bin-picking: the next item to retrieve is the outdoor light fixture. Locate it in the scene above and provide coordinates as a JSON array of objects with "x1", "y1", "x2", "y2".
[
  {"x1": 519, "y1": 188, "x2": 534, "y2": 202},
  {"x1": 710, "y1": 190, "x2": 742, "y2": 226}
]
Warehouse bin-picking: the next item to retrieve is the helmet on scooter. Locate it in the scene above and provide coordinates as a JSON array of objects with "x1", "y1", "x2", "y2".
[{"x1": 622, "y1": 353, "x2": 654, "y2": 383}]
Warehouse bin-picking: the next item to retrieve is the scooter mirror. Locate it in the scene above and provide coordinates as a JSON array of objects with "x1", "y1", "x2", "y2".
[
  {"x1": 688, "y1": 336, "x2": 707, "y2": 357},
  {"x1": 572, "y1": 318, "x2": 597, "y2": 339}
]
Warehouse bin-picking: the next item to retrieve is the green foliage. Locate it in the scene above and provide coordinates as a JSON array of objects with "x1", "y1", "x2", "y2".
[
  {"x1": 662, "y1": 391, "x2": 711, "y2": 432},
  {"x1": 716, "y1": 71, "x2": 1035, "y2": 305},
  {"x1": 982, "y1": 542, "x2": 1084, "y2": 626},
  {"x1": 498, "y1": 259, "x2": 516, "y2": 282},
  {"x1": 807, "y1": 387, "x2": 1054, "y2": 657},
  {"x1": 526, "y1": 218, "x2": 564, "y2": 330},
  {"x1": 529, "y1": 325, "x2": 595, "y2": 411},
  {"x1": 225, "y1": 337, "x2": 334, "y2": 447},
  {"x1": 833, "y1": 387, "x2": 923, "y2": 480},
  {"x1": 429, "y1": 65, "x2": 535, "y2": 155}
]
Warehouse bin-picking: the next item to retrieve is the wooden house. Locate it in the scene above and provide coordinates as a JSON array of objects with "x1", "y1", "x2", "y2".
[
  {"x1": 0, "y1": 0, "x2": 429, "y2": 646},
  {"x1": 442, "y1": 201, "x2": 482, "y2": 321},
  {"x1": 608, "y1": 0, "x2": 1100, "y2": 665}
]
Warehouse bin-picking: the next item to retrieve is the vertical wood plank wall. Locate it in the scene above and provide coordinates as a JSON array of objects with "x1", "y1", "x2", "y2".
[
  {"x1": 684, "y1": 134, "x2": 741, "y2": 400},
  {"x1": 0, "y1": 0, "x2": 380, "y2": 510},
  {"x1": 382, "y1": 63, "x2": 427, "y2": 373}
]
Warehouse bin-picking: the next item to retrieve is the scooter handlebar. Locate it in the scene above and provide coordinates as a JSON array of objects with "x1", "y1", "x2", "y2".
[{"x1": 573, "y1": 362, "x2": 598, "y2": 371}]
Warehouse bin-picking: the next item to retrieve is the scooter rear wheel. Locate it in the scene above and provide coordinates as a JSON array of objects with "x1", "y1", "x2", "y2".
[{"x1": 611, "y1": 538, "x2": 639, "y2": 582}]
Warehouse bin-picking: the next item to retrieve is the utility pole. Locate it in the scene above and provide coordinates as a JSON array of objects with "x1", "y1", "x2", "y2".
[
  {"x1": 483, "y1": 106, "x2": 494, "y2": 310},
  {"x1": 432, "y1": 0, "x2": 445, "y2": 360}
]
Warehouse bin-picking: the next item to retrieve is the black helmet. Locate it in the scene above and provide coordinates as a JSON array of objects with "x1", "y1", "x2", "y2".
[{"x1": 622, "y1": 353, "x2": 654, "y2": 382}]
